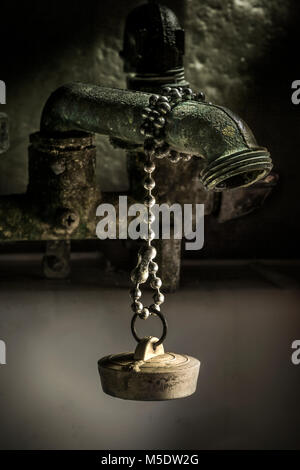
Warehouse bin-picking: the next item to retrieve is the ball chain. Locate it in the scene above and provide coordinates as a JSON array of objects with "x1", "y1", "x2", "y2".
[
  {"x1": 130, "y1": 86, "x2": 206, "y2": 326},
  {"x1": 140, "y1": 86, "x2": 206, "y2": 163}
]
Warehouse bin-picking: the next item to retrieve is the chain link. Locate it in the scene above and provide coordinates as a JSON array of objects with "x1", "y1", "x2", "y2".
[{"x1": 130, "y1": 86, "x2": 206, "y2": 328}]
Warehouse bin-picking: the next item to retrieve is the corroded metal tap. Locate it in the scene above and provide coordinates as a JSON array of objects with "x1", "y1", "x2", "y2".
[
  {"x1": 0, "y1": 1, "x2": 275, "y2": 289},
  {"x1": 41, "y1": 83, "x2": 272, "y2": 192}
]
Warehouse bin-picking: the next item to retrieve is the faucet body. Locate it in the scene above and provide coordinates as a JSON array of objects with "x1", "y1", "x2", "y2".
[
  {"x1": 41, "y1": 82, "x2": 272, "y2": 192},
  {"x1": 0, "y1": 81, "x2": 272, "y2": 286}
]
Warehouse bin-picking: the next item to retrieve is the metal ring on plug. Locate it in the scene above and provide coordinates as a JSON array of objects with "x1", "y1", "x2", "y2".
[{"x1": 131, "y1": 309, "x2": 168, "y2": 348}]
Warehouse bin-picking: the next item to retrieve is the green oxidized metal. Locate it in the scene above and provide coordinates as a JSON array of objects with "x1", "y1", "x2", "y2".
[{"x1": 41, "y1": 83, "x2": 272, "y2": 191}]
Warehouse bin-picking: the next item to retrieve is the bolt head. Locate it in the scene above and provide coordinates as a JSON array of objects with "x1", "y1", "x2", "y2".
[{"x1": 57, "y1": 209, "x2": 80, "y2": 231}]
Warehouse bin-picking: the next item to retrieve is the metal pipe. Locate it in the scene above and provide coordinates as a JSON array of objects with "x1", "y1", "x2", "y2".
[
  {"x1": 0, "y1": 193, "x2": 137, "y2": 242},
  {"x1": 41, "y1": 83, "x2": 148, "y2": 144},
  {"x1": 41, "y1": 82, "x2": 272, "y2": 190}
]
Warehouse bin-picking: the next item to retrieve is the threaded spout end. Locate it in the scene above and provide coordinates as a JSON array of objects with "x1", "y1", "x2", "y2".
[{"x1": 201, "y1": 148, "x2": 273, "y2": 191}]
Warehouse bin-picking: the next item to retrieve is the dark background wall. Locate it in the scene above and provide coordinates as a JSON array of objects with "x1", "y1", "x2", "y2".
[
  {"x1": 0, "y1": 0, "x2": 299, "y2": 258},
  {"x1": 185, "y1": 0, "x2": 300, "y2": 259}
]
